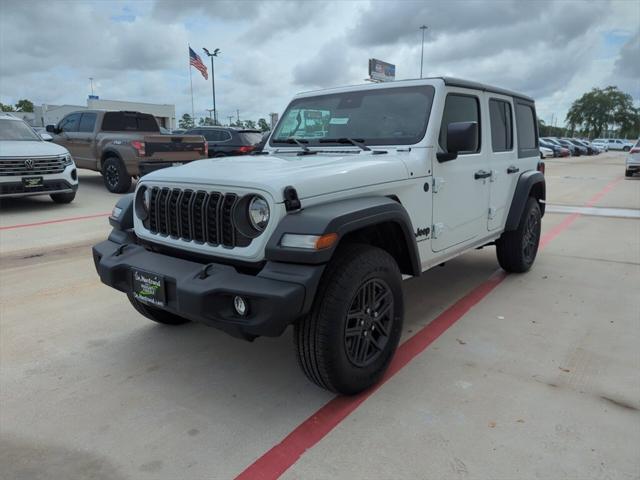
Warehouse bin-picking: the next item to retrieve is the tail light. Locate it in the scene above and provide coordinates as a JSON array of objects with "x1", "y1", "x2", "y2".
[
  {"x1": 630, "y1": 147, "x2": 640, "y2": 154},
  {"x1": 131, "y1": 140, "x2": 146, "y2": 157},
  {"x1": 203, "y1": 142, "x2": 209, "y2": 157},
  {"x1": 537, "y1": 161, "x2": 545, "y2": 175},
  {"x1": 238, "y1": 145, "x2": 255, "y2": 154}
]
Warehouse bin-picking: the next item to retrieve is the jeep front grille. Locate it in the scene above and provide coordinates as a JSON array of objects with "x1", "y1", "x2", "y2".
[
  {"x1": 147, "y1": 186, "x2": 246, "y2": 247},
  {"x1": 0, "y1": 156, "x2": 66, "y2": 176}
]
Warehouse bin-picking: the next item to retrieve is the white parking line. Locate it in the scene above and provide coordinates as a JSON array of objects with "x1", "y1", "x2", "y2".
[{"x1": 546, "y1": 204, "x2": 640, "y2": 219}]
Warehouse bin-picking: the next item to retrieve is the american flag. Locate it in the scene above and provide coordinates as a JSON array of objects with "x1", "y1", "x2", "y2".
[{"x1": 189, "y1": 47, "x2": 208, "y2": 80}]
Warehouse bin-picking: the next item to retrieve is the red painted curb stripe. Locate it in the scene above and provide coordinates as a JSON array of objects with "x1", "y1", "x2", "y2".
[
  {"x1": 235, "y1": 175, "x2": 623, "y2": 480},
  {"x1": 0, "y1": 212, "x2": 110, "y2": 231}
]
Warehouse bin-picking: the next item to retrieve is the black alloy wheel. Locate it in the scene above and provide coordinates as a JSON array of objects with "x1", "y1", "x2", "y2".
[{"x1": 344, "y1": 278, "x2": 394, "y2": 367}]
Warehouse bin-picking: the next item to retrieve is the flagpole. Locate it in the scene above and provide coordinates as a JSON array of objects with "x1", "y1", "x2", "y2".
[{"x1": 188, "y1": 45, "x2": 195, "y2": 121}]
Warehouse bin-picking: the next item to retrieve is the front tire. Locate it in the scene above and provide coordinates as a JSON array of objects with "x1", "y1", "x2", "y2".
[
  {"x1": 127, "y1": 293, "x2": 190, "y2": 325},
  {"x1": 50, "y1": 192, "x2": 76, "y2": 204},
  {"x1": 102, "y1": 156, "x2": 132, "y2": 193},
  {"x1": 496, "y1": 197, "x2": 542, "y2": 273},
  {"x1": 294, "y1": 244, "x2": 403, "y2": 395}
]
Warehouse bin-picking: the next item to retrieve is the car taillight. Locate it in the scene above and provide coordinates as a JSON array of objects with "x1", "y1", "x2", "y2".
[
  {"x1": 204, "y1": 142, "x2": 208, "y2": 157},
  {"x1": 537, "y1": 161, "x2": 545, "y2": 175},
  {"x1": 131, "y1": 140, "x2": 145, "y2": 157},
  {"x1": 238, "y1": 145, "x2": 255, "y2": 154},
  {"x1": 630, "y1": 147, "x2": 640, "y2": 154}
]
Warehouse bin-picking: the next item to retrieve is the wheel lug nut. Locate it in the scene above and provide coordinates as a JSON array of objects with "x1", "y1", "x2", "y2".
[{"x1": 363, "y1": 331, "x2": 368, "y2": 336}]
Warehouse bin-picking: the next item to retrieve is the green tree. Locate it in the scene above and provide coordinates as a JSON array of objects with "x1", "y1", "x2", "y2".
[
  {"x1": 258, "y1": 118, "x2": 270, "y2": 132},
  {"x1": 178, "y1": 113, "x2": 195, "y2": 129},
  {"x1": 0, "y1": 102, "x2": 15, "y2": 112},
  {"x1": 14, "y1": 99, "x2": 34, "y2": 112},
  {"x1": 244, "y1": 119, "x2": 256, "y2": 129},
  {"x1": 198, "y1": 117, "x2": 214, "y2": 126},
  {"x1": 566, "y1": 86, "x2": 639, "y2": 139}
]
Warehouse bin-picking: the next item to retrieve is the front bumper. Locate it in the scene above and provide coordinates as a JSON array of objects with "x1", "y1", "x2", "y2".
[
  {"x1": 0, "y1": 178, "x2": 77, "y2": 198},
  {"x1": 92, "y1": 239, "x2": 324, "y2": 339}
]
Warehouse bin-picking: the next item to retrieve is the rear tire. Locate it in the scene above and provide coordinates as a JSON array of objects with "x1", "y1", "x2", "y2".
[
  {"x1": 623, "y1": 146, "x2": 630, "y2": 152},
  {"x1": 626, "y1": 169, "x2": 633, "y2": 178},
  {"x1": 294, "y1": 244, "x2": 403, "y2": 395},
  {"x1": 102, "y1": 156, "x2": 132, "y2": 193},
  {"x1": 127, "y1": 293, "x2": 190, "y2": 325},
  {"x1": 496, "y1": 197, "x2": 542, "y2": 273},
  {"x1": 50, "y1": 192, "x2": 76, "y2": 204}
]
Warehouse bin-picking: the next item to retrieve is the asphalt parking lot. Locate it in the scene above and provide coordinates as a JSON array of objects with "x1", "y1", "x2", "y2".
[{"x1": 1, "y1": 152, "x2": 639, "y2": 480}]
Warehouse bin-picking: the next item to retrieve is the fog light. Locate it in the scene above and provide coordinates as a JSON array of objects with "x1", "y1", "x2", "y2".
[{"x1": 233, "y1": 296, "x2": 248, "y2": 316}]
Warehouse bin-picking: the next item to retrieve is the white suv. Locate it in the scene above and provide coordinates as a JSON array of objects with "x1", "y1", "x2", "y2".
[
  {"x1": 0, "y1": 114, "x2": 78, "y2": 203},
  {"x1": 94, "y1": 78, "x2": 545, "y2": 394},
  {"x1": 626, "y1": 139, "x2": 640, "y2": 177}
]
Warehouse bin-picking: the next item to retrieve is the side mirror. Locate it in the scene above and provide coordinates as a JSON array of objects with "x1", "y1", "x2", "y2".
[
  {"x1": 45, "y1": 124, "x2": 57, "y2": 133},
  {"x1": 437, "y1": 121, "x2": 479, "y2": 162},
  {"x1": 40, "y1": 133, "x2": 53, "y2": 141}
]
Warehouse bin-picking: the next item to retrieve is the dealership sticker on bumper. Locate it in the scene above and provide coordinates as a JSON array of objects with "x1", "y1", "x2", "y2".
[{"x1": 132, "y1": 269, "x2": 166, "y2": 307}]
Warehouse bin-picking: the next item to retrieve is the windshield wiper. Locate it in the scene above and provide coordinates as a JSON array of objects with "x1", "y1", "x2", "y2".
[
  {"x1": 271, "y1": 137, "x2": 318, "y2": 155},
  {"x1": 319, "y1": 137, "x2": 371, "y2": 151}
]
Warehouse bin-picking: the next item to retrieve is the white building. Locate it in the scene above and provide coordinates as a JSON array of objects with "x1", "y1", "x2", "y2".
[{"x1": 31, "y1": 98, "x2": 176, "y2": 129}]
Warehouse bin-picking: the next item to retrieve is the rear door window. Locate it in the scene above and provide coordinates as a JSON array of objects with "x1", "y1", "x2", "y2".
[
  {"x1": 515, "y1": 102, "x2": 538, "y2": 158},
  {"x1": 489, "y1": 99, "x2": 513, "y2": 152},
  {"x1": 59, "y1": 113, "x2": 81, "y2": 132},
  {"x1": 78, "y1": 113, "x2": 97, "y2": 133},
  {"x1": 439, "y1": 94, "x2": 480, "y2": 154},
  {"x1": 102, "y1": 112, "x2": 159, "y2": 132}
]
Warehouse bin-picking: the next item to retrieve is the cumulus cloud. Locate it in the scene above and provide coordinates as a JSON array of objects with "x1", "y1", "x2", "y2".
[{"x1": 0, "y1": 0, "x2": 637, "y2": 126}]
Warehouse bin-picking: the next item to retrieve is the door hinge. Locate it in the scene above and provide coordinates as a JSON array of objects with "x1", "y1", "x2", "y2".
[
  {"x1": 432, "y1": 223, "x2": 444, "y2": 239},
  {"x1": 432, "y1": 177, "x2": 445, "y2": 193},
  {"x1": 488, "y1": 207, "x2": 496, "y2": 220}
]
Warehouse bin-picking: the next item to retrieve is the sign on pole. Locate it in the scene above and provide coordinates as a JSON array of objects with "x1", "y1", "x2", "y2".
[{"x1": 368, "y1": 59, "x2": 396, "y2": 82}]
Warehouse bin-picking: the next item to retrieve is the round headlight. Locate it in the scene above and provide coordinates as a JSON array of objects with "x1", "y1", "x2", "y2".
[
  {"x1": 248, "y1": 196, "x2": 270, "y2": 231},
  {"x1": 135, "y1": 186, "x2": 150, "y2": 221}
]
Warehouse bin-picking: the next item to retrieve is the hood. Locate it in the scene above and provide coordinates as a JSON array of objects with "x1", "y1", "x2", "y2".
[
  {"x1": 142, "y1": 151, "x2": 410, "y2": 202},
  {"x1": 0, "y1": 140, "x2": 69, "y2": 158}
]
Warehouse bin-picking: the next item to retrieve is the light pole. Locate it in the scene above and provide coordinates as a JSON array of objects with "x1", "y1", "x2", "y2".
[
  {"x1": 89, "y1": 77, "x2": 95, "y2": 96},
  {"x1": 202, "y1": 47, "x2": 220, "y2": 125},
  {"x1": 419, "y1": 25, "x2": 428, "y2": 78}
]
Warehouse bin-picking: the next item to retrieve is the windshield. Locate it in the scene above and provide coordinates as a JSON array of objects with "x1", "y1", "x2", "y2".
[
  {"x1": 0, "y1": 119, "x2": 41, "y2": 141},
  {"x1": 271, "y1": 85, "x2": 435, "y2": 147}
]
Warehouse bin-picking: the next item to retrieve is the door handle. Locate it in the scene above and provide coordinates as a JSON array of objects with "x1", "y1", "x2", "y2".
[
  {"x1": 474, "y1": 170, "x2": 492, "y2": 180},
  {"x1": 507, "y1": 166, "x2": 520, "y2": 174}
]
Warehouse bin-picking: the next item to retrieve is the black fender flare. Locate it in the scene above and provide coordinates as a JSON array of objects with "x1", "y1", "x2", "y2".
[
  {"x1": 505, "y1": 170, "x2": 545, "y2": 231},
  {"x1": 265, "y1": 196, "x2": 421, "y2": 276}
]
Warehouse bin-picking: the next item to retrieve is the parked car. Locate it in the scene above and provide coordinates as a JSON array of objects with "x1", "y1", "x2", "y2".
[
  {"x1": 539, "y1": 146, "x2": 554, "y2": 158},
  {"x1": 545, "y1": 138, "x2": 578, "y2": 156},
  {"x1": 0, "y1": 113, "x2": 78, "y2": 203},
  {"x1": 184, "y1": 127, "x2": 264, "y2": 157},
  {"x1": 626, "y1": 139, "x2": 640, "y2": 177},
  {"x1": 47, "y1": 110, "x2": 207, "y2": 193},
  {"x1": 572, "y1": 139, "x2": 597, "y2": 155},
  {"x1": 539, "y1": 139, "x2": 569, "y2": 157},
  {"x1": 94, "y1": 77, "x2": 546, "y2": 394},
  {"x1": 563, "y1": 139, "x2": 589, "y2": 156},
  {"x1": 591, "y1": 139, "x2": 609, "y2": 152},
  {"x1": 596, "y1": 138, "x2": 634, "y2": 151}
]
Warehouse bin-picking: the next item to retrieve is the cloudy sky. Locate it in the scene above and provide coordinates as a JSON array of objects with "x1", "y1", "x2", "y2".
[{"x1": 1, "y1": 0, "x2": 638, "y2": 126}]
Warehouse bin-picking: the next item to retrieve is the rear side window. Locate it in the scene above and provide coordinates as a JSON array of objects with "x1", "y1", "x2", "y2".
[
  {"x1": 439, "y1": 94, "x2": 480, "y2": 154},
  {"x1": 515, "y1": 102, "x2": 538, "y2": 158},
  {"x1": 59, "y1": 113, "x2": 81, "y2": 132},
  {"x1": 102, "y1": 112, "x2": 159, "y2": 132},
  {"x1": 78, "y1": 113, "x2": 97, "y2": 133},
  {"x1": 489, "y1": 99, "x2": 513, "y2": 152}
]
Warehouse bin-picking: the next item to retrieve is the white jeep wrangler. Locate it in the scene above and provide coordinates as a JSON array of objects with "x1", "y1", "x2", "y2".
[{"x1": 93, "y1": 77, "x2": 545, "y2": 394}]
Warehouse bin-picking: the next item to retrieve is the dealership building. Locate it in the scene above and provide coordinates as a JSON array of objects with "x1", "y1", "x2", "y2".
[{"x1": 29, "y1": 97, "x2": 176, "y2": 130}]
